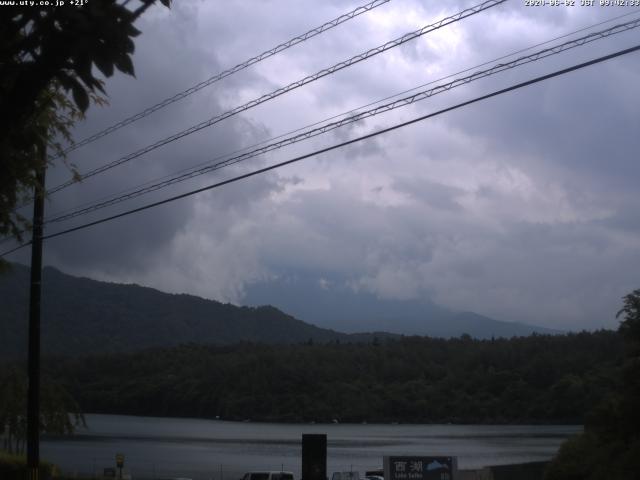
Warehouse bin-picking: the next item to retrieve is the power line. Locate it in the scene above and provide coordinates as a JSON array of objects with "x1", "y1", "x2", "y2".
[
  {"x1": 3, "y1": 42, "x2": 636, "y2": 258},
  {"x1": 335, "y1": 9, "x2": 640, "y2": 117},
  {"x1": 53, "y1": 0, "x2": 392, "y2": 158},
  {"x1": 46, "y1": 0, "x2": 506, "y2": 196},
  {"x1": 42, "y1": 16, "x2": 640, "y2": 225},
  {"x1": 1, "y1": 242, "x2": 30, "y2": 258},
  {"x1": 44, "y1": 8, "x2": 640, "y2": 221},
  {"x1": 33, "y1": 7, "x2": 640, "y2": 224}
]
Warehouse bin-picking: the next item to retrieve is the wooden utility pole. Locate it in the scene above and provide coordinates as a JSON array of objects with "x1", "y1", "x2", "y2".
[{"x1": 27, "y1": 151, "x2": 46, "y2": 480}]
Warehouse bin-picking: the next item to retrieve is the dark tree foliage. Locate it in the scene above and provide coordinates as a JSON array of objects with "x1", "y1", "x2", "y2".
[
  {"x1": 0, "y1": 264, "x2": 357, "y2": 360},
  {"x1": 545, "y1": 290, "x2": 640, "y2": 480},
  {"x1": 0, "y1": 368, "x2": 84, "y2": 454},
  {"x1": 38, "y1": 330, "x2": 623, "y2": 425},
  {"x1": 0, "y1": 0, "x2": 170, "y2": 241}
]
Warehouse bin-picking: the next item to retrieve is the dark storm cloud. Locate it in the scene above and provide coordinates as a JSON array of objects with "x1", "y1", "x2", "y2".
[
  {"x1": 598, "y1": 204, "x2": 640, "y2": 233},
  {"x1": 39, "y1": 1, "x2": 283, "y2": 277},
  {"x1": 393, "y1": 177, "x2": 465, "y2": 211},
  {"x1": 8, "y1": 0, "x2": 636, "y2": 331}
]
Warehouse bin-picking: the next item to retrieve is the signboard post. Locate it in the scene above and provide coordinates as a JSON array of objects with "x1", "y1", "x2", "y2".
[
  {"x1": 115, "y1": 453, "x2": 125, "y2": 480},
  {"x1": 103, "y1": 468, "x2": 116, "y2": 478},
  {"x1": 383, "y1": 456, "x2": 458, "y2": 480}
]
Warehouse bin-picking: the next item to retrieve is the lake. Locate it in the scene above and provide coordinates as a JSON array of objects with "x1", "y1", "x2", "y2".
[{"x1": 41, "y1": 414, "x2": 581, "y2": 479}]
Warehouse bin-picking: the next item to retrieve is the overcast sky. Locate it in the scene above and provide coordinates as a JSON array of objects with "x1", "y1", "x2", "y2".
[{"x1": 10, "y1": 0, "x2": 640, "y2": 331}]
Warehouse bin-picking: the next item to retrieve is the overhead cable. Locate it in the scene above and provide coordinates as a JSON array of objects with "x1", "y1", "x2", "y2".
[
  {"x1": 54, "y1": 0, "x2": 392, "y2": 158},
  {"x1": 49, "y1": 8, "x2": 638, "y2": 221},
  {"x1": 2, "y1": 42, "x2": 636, "y2": 259},
  {"x1": 38, "y1": 7, "x2": 640, "y2": 223},
  {"x1": 43, "y1": 17, "x2": 640, "y2": 225},
  {"x1": 47, "y1": 0, "x2": 506, "y2": 195}
]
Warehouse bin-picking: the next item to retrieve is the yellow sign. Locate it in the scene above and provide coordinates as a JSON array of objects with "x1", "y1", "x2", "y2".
[{"x1": 115, "y1": 453, "x2": 125, "y2": 468}]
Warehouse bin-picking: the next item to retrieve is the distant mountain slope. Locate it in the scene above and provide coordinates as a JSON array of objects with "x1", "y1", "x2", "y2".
[
  {"x1": 244, "y1": 273, "x2": 561, "y2": 338},
  {"x1": 0, "y1": 264, "x2": 559, "y2": 361},
  {"x1": 0, "y1": 264, "x2": 359, "y2": 360}
]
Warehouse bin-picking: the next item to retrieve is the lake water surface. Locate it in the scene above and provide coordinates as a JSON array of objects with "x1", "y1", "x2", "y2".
[{"x1": 41, "y1": 414, "x2": 581, "y2": 479}]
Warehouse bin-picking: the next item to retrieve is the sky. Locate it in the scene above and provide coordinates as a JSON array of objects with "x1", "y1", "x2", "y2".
[{"x1": 9, "y1": 0, "x2": 640, "y2": 332}]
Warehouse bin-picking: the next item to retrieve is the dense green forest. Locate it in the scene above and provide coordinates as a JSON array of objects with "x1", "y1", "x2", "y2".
[
  {"x1": 35, "y1": 330, "x2": 622, "y2": 424},
  {"x1": 544, "y1": 290, "x2": 640, "y2": 479}
]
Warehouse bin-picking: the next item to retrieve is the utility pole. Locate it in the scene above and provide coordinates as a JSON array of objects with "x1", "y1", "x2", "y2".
[{"x1": 27, "y1": 149, "x2": 46, "y2": 480}]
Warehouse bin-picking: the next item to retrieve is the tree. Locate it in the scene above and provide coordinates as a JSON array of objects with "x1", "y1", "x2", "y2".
[
  {"x1": 545, "y1": 290, "x2": 640, "y2": 480},
  {"x1": 0, "y1": 368, "x2": 84, "y2": 454},
  {"x1": 617, "y1": 288, "x2": 640, "y2": 354},
  {"x1": 0, "y1": 0, "x2": 171, "y2": 242},
  {"x1": 0, "y1": 85, "x2": 83, "y2": 245}
]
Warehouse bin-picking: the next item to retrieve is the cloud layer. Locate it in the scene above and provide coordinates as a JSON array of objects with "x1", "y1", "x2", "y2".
[{"x1": 10, "y1": 0, "x2": 640, "y2": 331}]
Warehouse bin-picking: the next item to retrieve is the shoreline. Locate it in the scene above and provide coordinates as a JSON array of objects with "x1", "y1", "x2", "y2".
[{"x1": 71, "y1": 411, "x2": 585, "y2": 428}]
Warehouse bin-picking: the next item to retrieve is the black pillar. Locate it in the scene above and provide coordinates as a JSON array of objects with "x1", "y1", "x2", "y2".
[
  {"x1": 27, "y1": 162, "x2": 46, "y2": 480},
  {"x1": 302, "y1": 433, "x2": 327, "y2": 480}
]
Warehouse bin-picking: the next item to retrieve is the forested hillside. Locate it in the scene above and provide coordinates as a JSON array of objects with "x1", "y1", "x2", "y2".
[
  {"x1": 0, "y1": 264, "x2": 372, "y2": 359},
  {"x1": 41, "y1": 330, "x2": 621, "y2": 424},
  {"x1": 0, "y1": 264, "x2": 556, "y2": 361}
]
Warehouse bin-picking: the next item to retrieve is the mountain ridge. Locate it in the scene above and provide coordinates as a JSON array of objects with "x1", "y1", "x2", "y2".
[
  {"x1": 1, "y1": 263, "x2": 558, "y2": 360},
  {"x1": 0, "y1": 263, "x2": 362, "y2": 360},
  {"x1": 244, "y1": 273, "x2": 562, "y2": 338}
]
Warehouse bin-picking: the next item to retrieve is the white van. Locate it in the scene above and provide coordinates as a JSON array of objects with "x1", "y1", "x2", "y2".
[{"x1": 241, "y1": 472, "x2": 294, "y2": 480}]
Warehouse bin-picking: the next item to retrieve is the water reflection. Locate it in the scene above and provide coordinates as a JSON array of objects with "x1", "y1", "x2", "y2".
[{"x1": 41, "y1": 414, "x2": 581, "y2": 480}]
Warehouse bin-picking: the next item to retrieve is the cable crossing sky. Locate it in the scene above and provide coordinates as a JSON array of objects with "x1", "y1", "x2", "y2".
[
  {"x1": 42, "y1": 17, "x2": 640, "y2": 225},
  {"x1": 54, "y1": 0, "x2": 392, "y2": 158},
  {"x1": 46, "y1": 0, "x2": 506, "y2": 196},
  {"x1": 3, "y1": 43, "x2": 638, "y2": 258}
]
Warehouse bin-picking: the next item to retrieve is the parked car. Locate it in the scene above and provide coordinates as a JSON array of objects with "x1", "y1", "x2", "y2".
[
  {"x1": 241, "y1": 471, "x2": 294, "y2": 480},
  {"x1": 331, "y1": 472, "x2": 359, "y2": 480}
]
